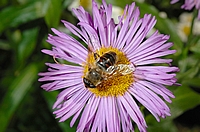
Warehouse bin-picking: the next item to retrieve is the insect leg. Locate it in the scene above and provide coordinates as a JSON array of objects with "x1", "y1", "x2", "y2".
[{"x1": 94, "y1": 53, "x2": 100, "y2": 60}]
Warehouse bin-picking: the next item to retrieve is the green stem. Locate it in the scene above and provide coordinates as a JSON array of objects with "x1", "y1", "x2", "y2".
[{"x1": 188, "y1": 10, "x2": 198, "y2": 46}]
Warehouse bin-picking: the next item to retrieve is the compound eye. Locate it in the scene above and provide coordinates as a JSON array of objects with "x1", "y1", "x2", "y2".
[
  {"x1": 83, "y1": 78, "x2": 89, "y2": 87},
  {"x1": 89, "y1": 83, "x2": 96, "y2": 88},
  {"x1": 83, "y1": 78, "x2": 96, "y2": 88}
]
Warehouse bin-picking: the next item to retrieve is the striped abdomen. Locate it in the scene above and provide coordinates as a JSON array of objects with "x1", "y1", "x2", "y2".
[{"x1": 97, "y1": 51, "x2": 117, "y2": 70}]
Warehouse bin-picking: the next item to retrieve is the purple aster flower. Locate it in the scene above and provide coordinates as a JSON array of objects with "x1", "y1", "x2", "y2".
[
  {"x1": 39, "y1": 0, "x2": 178, "y2": 131},
  {"x1": 171, "y1": 0, "x2": 200, "y2": 20}
]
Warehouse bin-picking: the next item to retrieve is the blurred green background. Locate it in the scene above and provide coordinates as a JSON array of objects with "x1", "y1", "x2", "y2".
[{"x1": 0, "y1": 0, "x2": 200, "y2": 132}]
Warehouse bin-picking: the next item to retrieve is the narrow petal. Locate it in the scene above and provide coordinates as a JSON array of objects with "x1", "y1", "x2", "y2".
[
  {"x1": 77, "y1": 95, "x2": 100, "y2": 130},
  {"x1": 92, "y1": 0, "x2": 107, "y2": 47},
  {"x1": 170, "y1": 0, "x2": 179, "y2": 4},
  {"x1": 62, "y1": 20, "x2": 88, "y2": 43},
  {"x1": 118, "y1": 93, "x2": 147, "y2": 132}
]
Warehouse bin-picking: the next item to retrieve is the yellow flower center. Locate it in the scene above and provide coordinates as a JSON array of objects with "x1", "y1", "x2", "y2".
[
  {"x1": 83, "y1": 47, "x2": 134, "y2": 97},
  {"x1": 183, "y1": 26, "x2": 190, "y2": 36},
  {"x1": 80, "y1": 0, "x2": 92, "y2": 11}
]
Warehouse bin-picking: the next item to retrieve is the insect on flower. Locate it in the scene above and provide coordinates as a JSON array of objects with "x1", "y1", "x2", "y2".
[
  {"x1": 39, "y1": 0, "x2": 179, "y2": 131},
  {"x1": 83, "y1": 38, "x2": 135, "y2": 88}
]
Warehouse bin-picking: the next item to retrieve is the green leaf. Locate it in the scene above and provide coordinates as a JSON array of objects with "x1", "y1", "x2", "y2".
[
  {"x1": 135, "y1": 2, "x2": 183, "y2": 55},
  {"x1": 0, "y1": 40, "x2": 11, "y2": 50},
  {"x1": 17, "y1": 28, "x2": 39, "y2": 64},
  {"x1": 0, "y1": 0, "x2": 8, "y2": 8},
  {"x1": 178, "y1": 66, "x2": 199, "y2": 81},
  {"x1": 182, "y1": 77, "x2": 200, "y2": 88},
  {"x1": 0, "y1": 0, "x2": 48, "y2": 34},
  {"x1": 105, "y1": 0, "x2": 133, "y2": 7},
  {"x1": 147, "y1": 118, "x2": 177, "y2": 132},
  {"x1": 44, "y1": 0, "x2": 62, "y2": 28},
  {"x1": 146, "y1": 85, "x2": 200, "y2": 131},
  {"x1": 169, "y1": 85, "x2": 200, "y2": 119},
  {"x1": 190, "y1": 36, "x2": 200, "y2": 56},
  {"x1": 177, "y1": 55, "x2": 199, "y2": 81},
  {"x1": 62, "y1": 0, "x2": 74, "y2": 9},
  {"x1": 0, "y1": 64, "x2": 38, "y2": 132}
]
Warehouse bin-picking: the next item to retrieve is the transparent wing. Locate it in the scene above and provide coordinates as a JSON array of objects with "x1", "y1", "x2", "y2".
[
  {"x1": 105, "y1": 63, "x2": 135, "y2": 76},
  {"x1": 115, "y1": 63, "x2": 135, "y2": 75}
]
